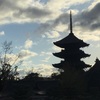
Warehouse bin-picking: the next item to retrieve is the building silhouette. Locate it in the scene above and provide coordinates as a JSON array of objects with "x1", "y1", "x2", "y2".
[
  {"x1": 87, "y1": 58, "x2": 100, "y2": 88},
  {"x1": 53, "y1": 11, "x2": 91, "y2": 70}
]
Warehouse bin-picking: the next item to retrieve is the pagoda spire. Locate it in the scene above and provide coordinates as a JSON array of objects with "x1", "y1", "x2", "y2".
[{"x1": 70, "y1": 11, "x2": 73, "y2": 33}]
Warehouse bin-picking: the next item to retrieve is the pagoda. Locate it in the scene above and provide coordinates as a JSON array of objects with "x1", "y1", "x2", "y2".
[{"x1": 53, "y1": 11, "x2": 90, "y2": 70}]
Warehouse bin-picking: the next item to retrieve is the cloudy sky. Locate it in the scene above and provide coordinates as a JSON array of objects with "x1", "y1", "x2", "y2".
[{"x1": 0, "y1": 0, "x2": 100, "y2": 77}]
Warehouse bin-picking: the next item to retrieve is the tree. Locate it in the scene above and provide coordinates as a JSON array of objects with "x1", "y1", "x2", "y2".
[
  {"x1": 0, "y1": 41, "x2": 21, "y2": 81},
  {"x1": 24, "y1": 72, "x2": 39, "y2": 80}
]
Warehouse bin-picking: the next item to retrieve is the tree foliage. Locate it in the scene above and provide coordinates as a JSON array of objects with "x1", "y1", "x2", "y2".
[{"x1": 0, "y1": 41, "x2": 21, "y2": 81}]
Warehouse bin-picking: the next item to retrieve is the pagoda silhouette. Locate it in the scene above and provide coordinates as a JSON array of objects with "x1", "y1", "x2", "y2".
[{"x1": 53, "y1": 11, "x2": 91, "y2": 70}]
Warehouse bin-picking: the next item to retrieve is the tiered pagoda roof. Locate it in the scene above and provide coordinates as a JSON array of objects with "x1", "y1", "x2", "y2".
[
  {"x1": 53, "y1": 49, "x2": 90, "y2": 59},
  {"x1": 53, "y1": 60, "x2": 90, "y2": 69},
  {"x1": 54, "y1": 33, "x2": 89, "y2": 48}
]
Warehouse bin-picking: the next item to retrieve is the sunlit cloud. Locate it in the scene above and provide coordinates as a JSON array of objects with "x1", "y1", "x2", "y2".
[
  {"x1": 24, "y1": 39, "x2": 33, "y2": 49},
  {"x1": 44, "y1": 31, "x2": 60, "y2": 38},
  {"x1": 42, "y1": 56, "x2": 51, "y2": 63},
  {"x1": 52, "y1": 45, "x2": 61, "y2": 52},
  {"x1": 0, "y1": 31, "x2": 5, "y2": 36},
  {"x1": 19, "y1": 49, "x2": 38, "y2": 60},
  {"x1": 40, "y1": 51, "x2": 52, "y2": 56}
]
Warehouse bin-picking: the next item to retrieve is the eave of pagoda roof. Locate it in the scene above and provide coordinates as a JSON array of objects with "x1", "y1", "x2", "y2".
[
  {"x1": 53, "y1": 49, "x2": 90, "y2": 59},
  {"x1": 52, "y1": 60, "x2": 91, "y2": 69},
  {"x1": 53, "y1": 52, "x2": 90, "y2": 59},
  {"x1": 52, "y1": 60, "x2": 64, "y2": 68},
  {"x1": 54, "y1": 33, "x2": 89, "y2": 48}
]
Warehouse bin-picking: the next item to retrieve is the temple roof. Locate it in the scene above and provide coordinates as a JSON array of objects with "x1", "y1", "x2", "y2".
[
  {"x1": 54, "y1": 33, "x2": 89, "y2": 48},
  {"x1": 53, "y1": 60, "x2": 90, "y2": 69},
  {"x1": 54, "y1": 11, "x2": 89, "y2": 48},
  {"x1": 88, "y1": 58, "x2": 100, "y2": 73},
  {"x1": 53, "y1": 49, "x2": 90, "y2": 59},
  {"x1": 52, "y1": 60, "x2": 64, "y2": 68}
]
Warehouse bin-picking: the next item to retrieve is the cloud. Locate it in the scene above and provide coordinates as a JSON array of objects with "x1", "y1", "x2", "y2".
[
  {"x1": 19, "y1": 49, "x2": 37, "y2": 59},
  {"x1": 2, "y1": 53, "x2": 20, "y2": 65},
  {"x1": 2, "y1": 49, "x2": 38, "y2": 66},
  {"x1": 13, "y1": 6, "x2": 51, "y2": 20},
  {"x1": 24, "y1": 39, "x2": 33, "y2": 49},
  {"x1": 0, "y1": 0, "x2": 51, "y2": 24},
  {"x1": 0, "y1": 31, "x2": 5, "y2": 36},
  {"x1": 34, "y1": 13, "x2": 69, "y2": 35},
  {"x1": 44, "y1": 31, "x2": 60, "y2": 38},
  {"x1": 0, "y1": 0, "x2": 92, "y2": 25},
  {"x1": 42, "y1": 57, "x2": 51, "y2": 63},
  {"x1": 76, "y1": 32, "x2": 100, "y2": 41},
  {"x1": 96, "y1": 44, "x2": 100, "y2": 48},
  {"x1": 36, "y1": 2, "x2": 100, "y2": 43},
  {"x1": 52, "y1": 45, "x2": 61, "y2": 52},
  {"x1": 75, "y1": 2, "x2": 100, "y2": 30},
  {"x1": 35, "y1": 9, "x2": 79, "y2": 35},
  {"x1": 88, "y1": 0, "x2": 100, "y2": 10},
  {"x1": 33, "y1": 64, "x2": 58, "y2": 77},
  {"x1": 36, "y1": 1, "x2": 100, "y2": 36},
  {"x1": 20, "y1": 60, "x2": 58, "y2": 77},
  {"x1": 40, "y1": 51, "x2": 52, "y2": 56},
  {"x1": 46, "y1": 0, "x2": 89, "y2": 12},
  {"x1": 54, "y1": 23, "x2": 68, "y2": 32}
]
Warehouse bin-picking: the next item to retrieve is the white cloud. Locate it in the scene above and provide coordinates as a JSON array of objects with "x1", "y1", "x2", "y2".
[
  {"x1": 88, "y1": 0, "x2": 100, "y2": 10},
  {"x1": 19, "y1": 49, "x2": 38, "y2": 59},
  {"x1": 79, "y1": 34, "x2": 100, "y2": 41},
  {"x1": 20, "y1": 60, "x2": 58, "y2": 77},
  {"x1": 96, "y1": 44, "x2": 100, "y2": 47},
  {"x1": 0, "y1": 31, "x2": 5, "y2": 36},
  {"x1": 54, "y1": 23, "x2": 67, "y2": 32},
  {"x1": 42, "y1": 56, "x2": 51, "y2": 62},
  {"x1": 40, "y1": 51, "x2": 52, "y2": 56},
  {"x1": 0, "y1": 0, "x2": 92, "y2": 25},
  {"x1": 0, "y1": 0, "x2": 50, "y2": 24},
  {"x1": 52, "y1": 45, "x2": 61, "y2": 52},
  {"x1": 2, "y1": 49, "x2": 37, "y2": 66},
  {"x1": 2, "y1": 53, "x2": 20, "y2": 65},
  {"x1": 45, "y1": 31, "x2": 60, "y2": 38},
  {"x1": 15, "y1": 46, "x2": 23, "y2": 50},
  {"x1": 74, "y1": 27, "x2": 100, "y2": 41},
  {"x1": 46, "y1": 0, "x2": 90, "y2": 12},
  {"x1": 33, "y1": 64, "x2": 58, "y2": 77},
  {"x1": 24, "y1": 39, "x2": 33, "y2": 49}
]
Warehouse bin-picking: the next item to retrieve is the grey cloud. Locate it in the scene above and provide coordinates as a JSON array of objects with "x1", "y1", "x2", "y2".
[
  {"x1": 0, "y1": 0, "x2": 51, "y2": 23},
  {"x1": 34, "y1": 23, "x2": 51, "y2": 35},
  {"x1": 35, "y1": 13, "x2": 70, "y2": 34},
  {"x1": 35, "y1": 2, "x2": 100, "y2": 35},
  {"x1": 0, "y1": 0, "x2": 17, "y2": 11},
  {"x1": 75, "y1": 3, "x2": 100, "y2": 30},
  {"x1": 13, "y1": 7, "x2": 51, "y2": 19},
  {"x1": 54, "y1": 2, "x2": 100, "y2": 31},
  {"x1": 0, "y1": 0, "x2": 99, "y2": 32},
  {"x1": 54, "y1": 13, "x2": 69, "y2": 25}
]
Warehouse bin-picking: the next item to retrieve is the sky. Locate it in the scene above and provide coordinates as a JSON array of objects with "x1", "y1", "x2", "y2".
[{"x1": 0, "y1": 0, "x2": 100, "y2": 77}]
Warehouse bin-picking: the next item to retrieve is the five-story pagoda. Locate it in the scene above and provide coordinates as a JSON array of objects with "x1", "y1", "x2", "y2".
[{"x1": 53, "y1": 11, "x2": 90, "y2": 70}]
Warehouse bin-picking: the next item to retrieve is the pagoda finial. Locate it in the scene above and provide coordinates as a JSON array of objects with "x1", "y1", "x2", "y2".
[{"x1": 70, "y1": 10, "x2": 73, "y2": 33}]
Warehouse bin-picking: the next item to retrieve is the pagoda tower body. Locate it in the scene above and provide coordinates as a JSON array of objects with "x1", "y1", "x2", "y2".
[{"x1": 53, "y1": 11, "x2": 90, "y2": 70}]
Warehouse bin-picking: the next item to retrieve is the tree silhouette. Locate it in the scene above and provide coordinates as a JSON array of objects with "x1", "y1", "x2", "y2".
[
  {"x1": 24, "y1": 72, "x2": 39, "y2": 80},
  {"x1": 0, "y1": 41, "x2": 21, "y2": 81}
]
